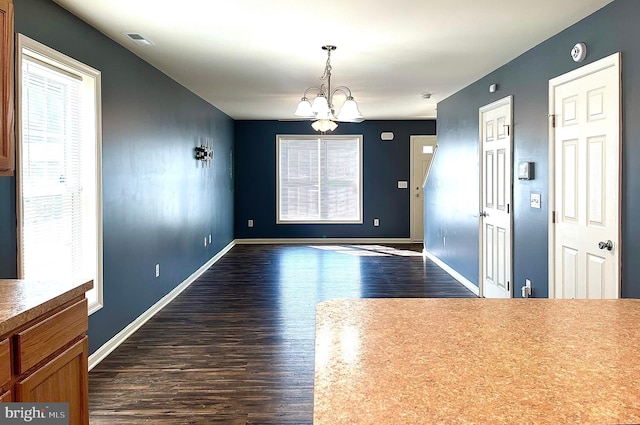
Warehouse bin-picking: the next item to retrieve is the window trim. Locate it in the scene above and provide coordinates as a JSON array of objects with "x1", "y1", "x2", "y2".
[
  {"x1": 16, "y1": 34, "x2": 103, "y2": 315},
  {"x1": 276, "y1": 134, "x2": 363, "y2": 224}
]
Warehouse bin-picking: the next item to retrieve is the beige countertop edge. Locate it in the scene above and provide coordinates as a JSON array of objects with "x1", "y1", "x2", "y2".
[{"x1": 0, "y1": 279, "x2": 93, "y2": 336}]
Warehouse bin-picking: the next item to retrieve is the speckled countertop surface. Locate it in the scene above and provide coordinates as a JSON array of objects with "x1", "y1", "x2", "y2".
[
  {"x1": 0, "y1": 279, "x2": 93, "y2": 336},
  {"x1": 314, "y1": 298, "x2": 640, "y2": 424}
]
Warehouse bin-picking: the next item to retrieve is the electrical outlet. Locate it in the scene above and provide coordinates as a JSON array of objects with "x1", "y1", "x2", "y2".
[
  {"x1": 155, "y1": 264, "x2": 160, "y2": 278},
  {"x1": 373, "y1": 218, "x2": 380, "y2": 227},
  {"x1": 204, "y1": 237, "x2": 208, "y2": 247},
  {"x1": 248, "y1": 219, "x2": 254, "y2": 228}
]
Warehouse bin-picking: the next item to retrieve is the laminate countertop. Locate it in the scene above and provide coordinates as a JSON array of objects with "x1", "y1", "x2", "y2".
[
  {"x1": 0, "y1": 279, "x2": 93, "y2": 336},
  {"x1": 314, "y1": 298, "x2": 640, "y2": 424}
]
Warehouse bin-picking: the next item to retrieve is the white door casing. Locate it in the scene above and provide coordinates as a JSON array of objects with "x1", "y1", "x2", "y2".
[
  {"x1": 410, "y1": 135, "x2": 437, "y2": 243},
  {"x1": 479, "y1": 97, "x2": 513, "y2": 298},
  {"x1": 548, "y1": 53, "x2": 621, "y2": 299}
]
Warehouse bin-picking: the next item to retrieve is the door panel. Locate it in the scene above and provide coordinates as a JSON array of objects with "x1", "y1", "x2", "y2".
[
  {"x1": 497, "y1": 149, "x2": 506, "y2": 210},
  {"x1": 550, "y1": 53, "x2": 620, "y2": 299},
  {"x1": 587, "y1": 253, "x2": 605, "y2": 298},
  {"x1": 485, "y1": 151, "x2": 494, "y2": 207},
  {"x1": 587, "y1": 137, "x2": 605, "y2": 225},
  {"x1": 562, "y1": 140, "x2": 578, "y2": 221},
  {"x1": 480, "y1": 97, "x2": 512, "y2": 298}
]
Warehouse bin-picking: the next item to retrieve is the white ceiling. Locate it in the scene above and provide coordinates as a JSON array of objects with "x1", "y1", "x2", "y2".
[{"x1": 53, "y1": 0, "x2": 613, "y2": 121}]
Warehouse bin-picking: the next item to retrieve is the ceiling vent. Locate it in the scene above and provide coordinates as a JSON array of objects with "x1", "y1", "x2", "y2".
[{"x1": 124, "y1": 33, "x2": 154, "y2": 46}]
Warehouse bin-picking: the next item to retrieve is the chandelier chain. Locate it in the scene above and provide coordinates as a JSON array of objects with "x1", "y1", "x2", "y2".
[{"x1": 320, "y1": 49, "x2": 332, "y2": 81}]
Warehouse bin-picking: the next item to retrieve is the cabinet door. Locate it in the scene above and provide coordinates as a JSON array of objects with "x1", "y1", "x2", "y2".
[
  {"x1": 0, "y1": 338, "x2": 10, "y2": 389},
  {"x1": 0, "y1": 390, "x2": 10, "y2": 402},
  {"x1": 0, "y1": 0, "x2": 14, "y2": 175},
  {"x1": 16, "y1": 337, "x2": 89, "y2": 425}
]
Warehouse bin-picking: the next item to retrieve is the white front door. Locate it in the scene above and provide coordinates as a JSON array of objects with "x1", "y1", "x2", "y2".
[
  {"x1": 410, "y1": 135, "x2": 437, "y2": 242},
  {"x1": 549, "y1": 53, "x2": 621, "y2": 299},
  {"x1": 480, "y1": 97, "x2": 512, "y2": 298}
]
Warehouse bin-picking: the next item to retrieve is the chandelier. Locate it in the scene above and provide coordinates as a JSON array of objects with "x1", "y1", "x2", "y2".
[{"x1": 294, "y1": 45, "x2": 364, "y2": 132}]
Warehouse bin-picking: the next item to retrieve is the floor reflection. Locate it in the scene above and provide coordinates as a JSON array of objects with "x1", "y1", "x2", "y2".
[{"x1": 277, "y1": 246, "x2": 363, "y2": 341}]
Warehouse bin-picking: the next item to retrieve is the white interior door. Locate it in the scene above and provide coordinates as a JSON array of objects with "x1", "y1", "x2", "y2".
[
  {"x1": 410, "y1": 135, "x2": 437, "y2": 242},
  {"x1": 549, "y1": 53, "x2": 621, "y2": 299},
  {"x1": 480, "y1": 97, "x2": 512, "y2": 298}
]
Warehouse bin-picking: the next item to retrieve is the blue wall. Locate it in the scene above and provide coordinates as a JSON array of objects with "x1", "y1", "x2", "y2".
[
  {"x1": 426, "y1": 0, "x2": 640, "y2": 298},
  {"x1": 234, "y1": 120, "x2": 436, "y2": 239},
  {"x1": 2, "y1": 0, "x2": 235, "y2": 353}
]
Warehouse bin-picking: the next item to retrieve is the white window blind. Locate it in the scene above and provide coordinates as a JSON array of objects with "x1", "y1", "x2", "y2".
[
  {"x1": 18, "y1": 35, "x2": 102, "y2": 314},
  {"x1": 277, "y1": 135, "x2": 362, "y2": 223}
]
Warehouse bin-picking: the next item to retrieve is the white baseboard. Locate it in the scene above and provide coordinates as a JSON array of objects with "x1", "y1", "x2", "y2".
[
  {"x1": 423, "y1": 249, "x2": 480, "y2": 296},
  {"x1": 235, "y1": 238, "x2": 413, "y2": 245},
  {"x1": 88, "y1": 240, "x2": 236, "y2": 371}
]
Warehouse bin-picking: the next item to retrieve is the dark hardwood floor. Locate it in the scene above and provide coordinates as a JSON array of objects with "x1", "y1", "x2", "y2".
[{"x1": 89, "y1": 244, "x2": 476, "y2": 424}]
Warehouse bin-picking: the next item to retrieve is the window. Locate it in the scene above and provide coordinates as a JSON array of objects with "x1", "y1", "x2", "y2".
[
  {"x1": 277, "y1": 135, "x2": 362, "y2": 223},
  {"x1": 16, "y1": 34, "x2": 103, "y2": 314}
]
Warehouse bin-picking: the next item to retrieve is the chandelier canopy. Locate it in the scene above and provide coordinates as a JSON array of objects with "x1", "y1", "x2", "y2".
[{"x1": 294, "y1": 45, "x2": 364, "y2": 132}]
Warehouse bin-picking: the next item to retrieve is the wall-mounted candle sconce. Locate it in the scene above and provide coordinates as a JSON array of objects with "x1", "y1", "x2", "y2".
[{"x1": 195, "y1": 137, "x2": 214, "y2": 167}]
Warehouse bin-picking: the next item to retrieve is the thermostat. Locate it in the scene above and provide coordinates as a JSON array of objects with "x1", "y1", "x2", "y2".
[{"x1": 518, "y1": 161, "x2": 534, "y2": 180}]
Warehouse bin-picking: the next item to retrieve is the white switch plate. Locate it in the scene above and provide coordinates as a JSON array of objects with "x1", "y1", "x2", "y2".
[
  {"x1": 204, "y1": 237, "x2": 208, "y2": 247},
  {"x1": 373, "y1": 218, "x2": 380, "y2": 226},
  {"x1": 248, "y1": 219, "x2": 254, "y2": 227},
  {"x1": 397, "y1": 181, "x2": 408, "y2": 189},
  {"x1": 209, "y1": 234, "x2": 212, "y2": 243},
  {"x1": 155, "y1": 264, "x2": 160, "y2": 278},
  {"x1": 530, "y1": 193, "x2": 541, "y2": 209}
]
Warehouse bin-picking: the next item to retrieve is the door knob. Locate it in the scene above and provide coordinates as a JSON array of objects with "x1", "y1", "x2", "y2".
[
  {"x1": 479, "y1": 211, "x2": 488, "y2": 217},
  {"x1": 598, "y1": 240, "x2": 613, "y2": 251}
]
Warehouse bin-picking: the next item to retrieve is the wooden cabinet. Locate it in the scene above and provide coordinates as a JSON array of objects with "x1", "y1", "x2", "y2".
[
  {"x1": 16, "y1": 300, "x2": 87, "y2": 374},
  {"x1": 0, "y1": 0, "x2": 14, "y2": 176},
  {"x1": 0, "y1": 338, "x2": 9, "y2": 388},
  {"x1": 0, "y1": 337, "x2": 9, "y2": 402},
  {"x1": 0, "y1": 295, "x2": 89, "y2": 425},
  {"x1": 16, "y1": 338, "x2": 89, "y2": 425}
]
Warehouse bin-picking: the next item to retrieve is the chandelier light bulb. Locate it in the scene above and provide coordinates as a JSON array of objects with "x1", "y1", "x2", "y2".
[
  {"x1": 294, "y1": 98, "x2": 314, "y2": 117},
  {"x1": 311, "y1": 119, "x2": 338, "y2": 132},
  {"x1": 337, "y1": 97, "x2": 364, "y2": 122},
  {"x1": 311, "y1": 95, "x2": 330, "y2": 115}
]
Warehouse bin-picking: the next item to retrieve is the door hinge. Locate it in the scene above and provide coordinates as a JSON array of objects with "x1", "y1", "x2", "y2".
[
  {"x1": 504, "y1": 124, "x2": 510, "y2": 136},
  {"x1": 549, "y1": 114, "x2": 556, "y2": 128},
  {"x1": 552, "y1": 211, "x2": 557, "y2": 223},
  {"x1": 507, "y1": 281, "x2": 510, "y2": 291}
]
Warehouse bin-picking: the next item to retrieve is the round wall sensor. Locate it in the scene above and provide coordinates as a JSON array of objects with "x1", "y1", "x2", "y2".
[{"x1": 571, "y1": 42, "x2": 587, "y2": 62}]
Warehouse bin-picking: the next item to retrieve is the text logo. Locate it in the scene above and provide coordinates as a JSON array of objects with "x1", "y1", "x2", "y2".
[{"x1": 0, "y1": 404, "x2": 69, "y2": 425}]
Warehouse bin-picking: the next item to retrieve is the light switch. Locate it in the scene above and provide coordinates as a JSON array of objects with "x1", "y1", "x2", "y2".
[
  {"x1": 397, "y1": 181, "x2": 408, "y2": 189},
  {"x1": 530, "y1": 193, "x2": 541, "y2": 209}
]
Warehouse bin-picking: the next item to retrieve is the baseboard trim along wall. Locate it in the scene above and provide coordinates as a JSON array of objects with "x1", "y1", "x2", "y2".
[
  {"x1": 236, "y1": 238, "x2": 413, "y2": 245},
  {"x1": 423, "y1": 249, "x2": 480, "y2": 296},
  {"x1": 88, "y1": 240, "x2": 236, "y2": 371}
]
